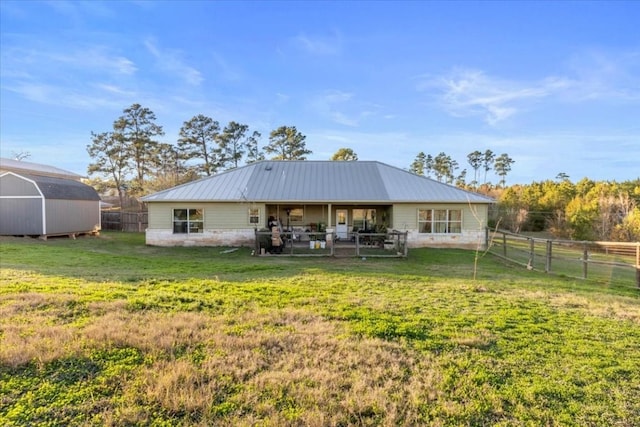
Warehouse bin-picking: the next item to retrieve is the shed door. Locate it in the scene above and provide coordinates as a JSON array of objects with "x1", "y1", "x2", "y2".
[{"x1": 336, "y1": 209, "x2": 348, "y2": 239}]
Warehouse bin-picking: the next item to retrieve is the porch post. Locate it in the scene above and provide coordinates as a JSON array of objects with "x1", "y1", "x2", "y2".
[{"x1": 325, "y1": 203, "x2": 334, "y2": 248}]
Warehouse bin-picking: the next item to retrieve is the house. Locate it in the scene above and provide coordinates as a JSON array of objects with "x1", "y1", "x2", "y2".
[
  {"x1": 0, "y1": 158, "x2": 101, "y2": 238},
  {"x1": 141, "y1": 160, "x2": 494, "y2": 249}
]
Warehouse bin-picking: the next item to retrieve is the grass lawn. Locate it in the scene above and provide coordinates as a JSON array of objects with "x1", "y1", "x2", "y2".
[{"x1": 1, "y1": 232, "x2": 639, "y2": 426}]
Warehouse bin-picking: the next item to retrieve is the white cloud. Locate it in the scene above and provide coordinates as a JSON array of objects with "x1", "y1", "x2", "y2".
[
  {"x1": 563, "y1": 49, "x2": 640, "y2": 101},
  {"x1": 309, "y1": 90, "x2": 382, "y2": 127},
  {"x1": 292, "y1": 31, "x2": 342, "y2": 55},
  {"x1": 144, "y1": 38, "x2": 203, "y2": 86},
  {"x1": 424, "y1": 69, "x2": 571, "y2": 125},
  {"x1": 422, "y1": 50, "x2": 640, "y2": 126}
]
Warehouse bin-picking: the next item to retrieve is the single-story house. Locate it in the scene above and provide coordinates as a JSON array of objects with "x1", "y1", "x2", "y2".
[
  {"x1": 0, "y1": 158, "x2": 101, "y2": 238},
  {"x1": 141, "y1": 160, "x2": 494, "y2": 249}
]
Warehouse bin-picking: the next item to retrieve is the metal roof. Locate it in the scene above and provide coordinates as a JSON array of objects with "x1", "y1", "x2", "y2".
[
  {"x1": 1, "y1": 172, "x2": 101, "y2": 201},
  {"x1": 141, "y1": 161, "x2": 494, "y2": 204},
  {"x1": 0, "y1": 157, "x2": 83, "y2": 180}
]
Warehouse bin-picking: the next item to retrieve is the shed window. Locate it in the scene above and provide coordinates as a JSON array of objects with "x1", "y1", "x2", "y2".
[
  {"x1": 418, "y1": 209, "x2": 462, "y2": 234},
  {"x1": 173, "y1": 209, "x2": 203, "y2": 234}
]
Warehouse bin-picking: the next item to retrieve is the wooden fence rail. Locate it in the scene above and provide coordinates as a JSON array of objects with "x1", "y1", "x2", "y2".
[{"x1": 487, "y1": 229, "x2": 640, "y2": 290}]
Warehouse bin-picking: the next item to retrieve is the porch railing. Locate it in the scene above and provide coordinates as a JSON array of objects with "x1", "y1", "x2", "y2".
[{"x1": 254, "y1": 230, "x2": 408, "y2": 258}]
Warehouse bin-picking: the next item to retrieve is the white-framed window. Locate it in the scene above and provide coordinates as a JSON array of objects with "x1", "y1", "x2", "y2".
[
  {"x1": 248, "y1": 207, "x2": 260, "y2": 225},
  {"x1": 173, "y1": 208, "x2": 204, "y2": 234},
  {"x1": 418, "y1": 209, "x2": 462, "y2": 234}
]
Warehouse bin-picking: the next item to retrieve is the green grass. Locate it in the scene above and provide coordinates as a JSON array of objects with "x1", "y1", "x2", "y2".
[{"x1": 1, "y1": 232, "x2": 639, "y2": 426}]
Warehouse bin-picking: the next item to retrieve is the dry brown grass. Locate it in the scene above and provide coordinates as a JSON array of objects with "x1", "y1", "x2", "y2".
[{"x1": 0, "y1": 296, "x2": 445, "y2": 426}]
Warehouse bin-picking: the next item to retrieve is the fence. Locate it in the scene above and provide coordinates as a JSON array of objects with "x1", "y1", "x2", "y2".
[
  {"x1": 101, "y1": 211, "x2": 148, "y2": 232},
  {"x1": 487, "y1": 229, "x2": 640, "y2": 290},
  {"x1": 254, "y1": 230, "x2": 409, "y2": 258}
]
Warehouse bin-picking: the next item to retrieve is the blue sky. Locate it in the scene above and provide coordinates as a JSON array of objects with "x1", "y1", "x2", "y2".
[{"x1": 1, "y1": 1, "x2": 639, "y2": 185}]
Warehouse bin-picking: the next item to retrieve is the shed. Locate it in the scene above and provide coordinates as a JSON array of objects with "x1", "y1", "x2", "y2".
[{"x1": 0, "y1": 158, "x2": 101, "y2": 238}]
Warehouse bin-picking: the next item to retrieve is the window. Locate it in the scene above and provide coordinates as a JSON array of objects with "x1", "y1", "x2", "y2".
[
  {"x1": 352, "y1": 209, "x2": 376, "y2": 231},
  {"x1": 248, "y1": 208, "x2": 260, "y2": 225},
  {"x1": 173, "y1": 209, "x2": 203, "y2": 234},
  {"x1": 418, "y1": 209, "x2": 462, "y2": 234},
  {"x1": 289, "y1": 208, "x2": 304, "y2": 224}
]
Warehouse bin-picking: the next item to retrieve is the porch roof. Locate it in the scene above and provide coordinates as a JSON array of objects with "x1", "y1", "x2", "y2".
[{"x1": 141, "y1": 161, "x2": 494, "y2": 204}]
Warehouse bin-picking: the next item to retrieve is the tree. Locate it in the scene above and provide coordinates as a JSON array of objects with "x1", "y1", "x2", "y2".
[
  {"x1": 433, "y1": 152, "x2": 457, "y2": 183},
  {"x1": 245, "y1": 132, "x2": 265, "y2": 163},
  {"x1": 177, "y1": 114, "x2": 220, "y2": 176},
  {"x1": 455, "y1": 169, "x2": 467, "y2": 188},
  {"x1": 114, "y1": 104, "x2": 164, "y2": 193},
  {"x1": 482, "y1": 149, "x2": 495, "y2": 185},
  {"x1": 86, "y1": 131, "x2": 130, "y2": 209},
  {"x1": 494, "y1": 153, "x2": 515, "y2": 187},
  {"x1": 331, "y1": 148, "x2": 358, "y2": 161},
  {"x1": 410, "y1": 152, "x2": 426, "y2": 175},
  {"x1": 424, "y1": 154, "x2": 434, "y2": 178},
  {"x1": 467, "y1": 150, "x2": 483, "y2": 188},
  {"x1": 264, "y1": 126, "x2": 311, "y2": 160},
  {"x1": 217, "y1": 121, "x2": 260, "y2": 169},
  {"x1": 148, "y1": 142, "x2": 193, "y2": 191}
]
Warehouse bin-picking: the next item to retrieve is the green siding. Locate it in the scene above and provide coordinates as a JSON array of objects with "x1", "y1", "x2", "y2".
[
  {"x1": 147, "y1": 202, "x2": 266, "y2": 230},
  {"x1": 392, "y1": 203, "x2": 488, "y2": 231}
]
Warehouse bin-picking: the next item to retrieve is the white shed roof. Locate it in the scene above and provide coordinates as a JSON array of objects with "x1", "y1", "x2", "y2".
[
  {"x1": 0, "y1": 157, "x2": 83, "y2": 180},
  {"x1": 141, "y1": 161, "x2": 494, "y2": 204}
]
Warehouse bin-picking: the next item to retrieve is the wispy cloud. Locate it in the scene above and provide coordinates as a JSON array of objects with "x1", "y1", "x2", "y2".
[
  {"x1": 563, "y1": 49, "x2": 640, "y2": 101},
  {"x1": 420, "y1": 69, "x2": 572, "y2": 125},
  {"x1": 144, "y1": 38, "x2": 203, "y2": 86},
  {"x1": 292, "y1": 31, "x2": 342, "y2": 55},
  {"x1": 0, "y1": 41, "x2": 138, "y2": 109},
  {"x1": 421, "y1": 50, "x2": 640, "y2": 126},
  {"x1": 310, "y1": 90, "x2": 382, "y2": 127}
]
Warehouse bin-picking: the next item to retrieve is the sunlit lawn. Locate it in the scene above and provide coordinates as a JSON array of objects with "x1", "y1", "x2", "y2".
[{"x1": 1, "y1": 232, "x2": 638, "y2": 426}]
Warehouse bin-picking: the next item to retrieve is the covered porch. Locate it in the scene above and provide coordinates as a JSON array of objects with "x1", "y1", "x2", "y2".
[
  {"x1": 254, "y1": 229, "x2": 408, "y2": 258},
  {"x1": 264, "y1": 203, "x2": 393, "y2": 241}
]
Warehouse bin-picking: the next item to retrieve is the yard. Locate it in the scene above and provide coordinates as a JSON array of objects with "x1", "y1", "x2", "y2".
[{"x1": 1, "y1": 232, "x2": 639, "y2": 426}]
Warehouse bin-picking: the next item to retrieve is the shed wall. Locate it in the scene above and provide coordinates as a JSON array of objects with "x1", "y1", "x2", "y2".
[
  {"x1": 0, "y1": 198, "x2": 44, "y2": 235},
  {"x1": 45, "y1": 199, "x2": 101, "y2": 234},
  {"x1": 0, "y1": 174, "x2": 41, "y2": 197}
]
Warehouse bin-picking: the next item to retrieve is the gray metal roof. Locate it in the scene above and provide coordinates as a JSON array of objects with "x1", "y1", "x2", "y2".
[
  {"x1": 1, "y1": 172, "x2": 101, "y2": 201},
  {"x1": 141, "y1": 161, "x2": 494, "y2": 204},
  {"x1": 0, "y1": 157, "x2": 83, "y2": 180}
]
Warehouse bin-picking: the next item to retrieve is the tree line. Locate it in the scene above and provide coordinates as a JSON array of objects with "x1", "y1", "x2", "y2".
[
  {"x1": 493, "y1": 176, "x2": 640, "y2": 242},
  {"x1": 86, "y1": 104, "x2": 639, "y2": 242},
  {"x1": 409, "y1": 150, "x2": 515, "y2": 189}
]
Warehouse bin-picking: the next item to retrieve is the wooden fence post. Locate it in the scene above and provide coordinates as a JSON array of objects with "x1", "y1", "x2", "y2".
[
  {"x1": 503, "y1": 232, "x2": 507, "y2": 258},
  {"x1": 529, "y1": 238, "x2": 535, "y2": 269},
  {"x1": 583, "y1": 242, "x2": 588, "y2": 279},
  {"x1": 545, "y1": 240, "x2": 552, "y2": 273}
]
